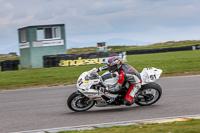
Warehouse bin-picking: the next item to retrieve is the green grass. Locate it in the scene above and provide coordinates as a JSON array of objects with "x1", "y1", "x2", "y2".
[
  {"x1": 127, "y1": 50, "x2": 200, "y2": 73},
  {"x1": 0, "y1": 50, "x2": 200, "y2": 90},
  {"x1": 67, "y1": 47, "x2": 97, "y2": 54},
  {"x1": 67, "y1": 40, "x2": 200, "y2": 54},
  {"x1": 58, "y1": 119, "x2": 200, "y2": 133}
]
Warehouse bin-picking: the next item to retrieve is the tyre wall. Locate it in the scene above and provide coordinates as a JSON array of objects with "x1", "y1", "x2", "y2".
[
  {"x1": 0, "y1": 60, "x2": 20, "y2": 71},
  {"x1": 126, "y1": 45, "x2": 199, "y2": 55}
]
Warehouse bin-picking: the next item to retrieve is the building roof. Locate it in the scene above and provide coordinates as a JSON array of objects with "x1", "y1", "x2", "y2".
[{"x1": 18, "y1": 24, "x2": 65, "y2": 30}]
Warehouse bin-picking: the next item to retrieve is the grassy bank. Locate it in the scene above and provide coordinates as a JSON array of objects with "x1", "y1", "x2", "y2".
[
  {"x1": 58, "y1": 119, "x2": 200, "y2": 133},
  {"x1": 68, "y1": 40, "x2": 200, "y2": 54},
  {"x1": 0, "y1": 50, "x2": 200, "y2": 90},
  {"x1": 0, "y1": 56, "x2": 19, "y2": 61}
]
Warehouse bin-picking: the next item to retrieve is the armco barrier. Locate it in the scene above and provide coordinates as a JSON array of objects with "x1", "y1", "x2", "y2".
[
  {"x1": 43, "y1": 52, "x2": 127, "y2": 68},
  {"x1": 126, "y1": 45, "x2": 199, "y2": 55},
  {"x1": 1, "y1": 60, "x2": 20, "y2": 71}
]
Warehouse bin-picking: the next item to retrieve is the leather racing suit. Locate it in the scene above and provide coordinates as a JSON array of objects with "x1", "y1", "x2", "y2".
[{"x1": 98, "y1": 63, "x2": 142, "y2": 105}]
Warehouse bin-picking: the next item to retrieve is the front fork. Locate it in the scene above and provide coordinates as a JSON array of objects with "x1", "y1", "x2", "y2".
[
  {"x1": 76, "y1": 90, "x2": 82, "y2": 95},
  {"x1": 76, "y1": 90, "x2": 95, "y2": 104}
]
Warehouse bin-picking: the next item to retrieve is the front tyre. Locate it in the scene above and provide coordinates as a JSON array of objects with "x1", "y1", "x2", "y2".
[
  {"x1": 67, "y1": 91, "x2": 95, "y2": 112},
  {"x1": 135, "y1": 82, "x2": 162, "y2": 106}
]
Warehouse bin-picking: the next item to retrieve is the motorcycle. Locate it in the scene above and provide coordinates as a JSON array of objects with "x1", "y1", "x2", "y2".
[{"x1": 67, "y1": 67, "x2": 163, "y2": 112}]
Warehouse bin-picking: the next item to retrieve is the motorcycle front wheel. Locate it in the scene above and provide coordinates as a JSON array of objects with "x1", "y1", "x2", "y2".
[
  {"x1": 67, "y1": 91, "x2": 95, "y2": 112},
  {"x1": 135, "y1": 82, "x2": 162, "y2": 106}
]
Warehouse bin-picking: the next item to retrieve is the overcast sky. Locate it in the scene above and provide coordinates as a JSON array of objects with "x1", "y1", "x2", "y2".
[{"x1": 0, "y1": 0, "x2": 200, "y2": 54}]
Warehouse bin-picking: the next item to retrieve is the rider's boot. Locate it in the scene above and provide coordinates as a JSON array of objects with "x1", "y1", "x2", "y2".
[{"x1": 106, "y1": 97, "x2": 115, "y2": 104}]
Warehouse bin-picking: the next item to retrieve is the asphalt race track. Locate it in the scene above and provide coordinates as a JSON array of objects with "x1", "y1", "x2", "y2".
[{"x1": 0, "y1": 75, "x2": 200, "y2": 133}]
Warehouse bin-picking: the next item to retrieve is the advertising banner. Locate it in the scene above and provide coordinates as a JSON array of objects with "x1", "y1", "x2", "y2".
[
  {"x1": 33, "y1": 40, "x2": 64, "y2": 47},
  {"x1": 43, "y1": 52, "x2": 127, "y2": 68},
  {"x1": 19, "y1": 42, "x2": 30, "y2": 49}
]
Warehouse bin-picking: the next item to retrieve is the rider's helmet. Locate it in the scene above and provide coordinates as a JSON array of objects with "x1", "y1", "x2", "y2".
[{"x1": 107, "y1": 56, "x2": 122, "y2": 73}]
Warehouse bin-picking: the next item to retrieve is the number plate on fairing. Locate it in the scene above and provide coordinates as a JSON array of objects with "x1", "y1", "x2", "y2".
[{"x1": 140, "y1": 67, "x2": 162, "y2": 85}]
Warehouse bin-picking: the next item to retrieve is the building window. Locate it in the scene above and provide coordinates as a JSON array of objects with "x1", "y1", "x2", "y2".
[
  {"x1": 36, "y1": 27, "x2": 61, "y2": 40},
  {"x1": 45, "y1": 28, "x2": 52, "y2": 39},
  {"x1": 20, "y1": 29, "x2": 27, "y2": 43},
  {"x1": 37, "y1": 28, "x2": 44, "y2": 40},
  {"x1": 53, "y1": 27, "x2": 61, "y2": 38}
]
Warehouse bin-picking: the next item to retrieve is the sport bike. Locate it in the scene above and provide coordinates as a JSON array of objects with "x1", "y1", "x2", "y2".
[{"x1": 67, "y1": 67, "x2": 162, "y2": 112}]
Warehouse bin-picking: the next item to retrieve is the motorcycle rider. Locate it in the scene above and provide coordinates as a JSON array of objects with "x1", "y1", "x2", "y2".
[{"x1": 96, "y1": 56, "x2": 142, "y2": 106}]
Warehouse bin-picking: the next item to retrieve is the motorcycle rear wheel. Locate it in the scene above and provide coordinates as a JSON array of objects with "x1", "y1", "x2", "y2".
[
  {"x1": 67, "y1": 91, "x2": 95, "y2": 112},
  {"x1": 135, "y1": 82, "x2": 162, "y2": 106}
]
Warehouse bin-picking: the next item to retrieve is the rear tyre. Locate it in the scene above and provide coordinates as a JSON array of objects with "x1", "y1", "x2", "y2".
[
  {"x1": 67, "y1": 91, "x2": 95, "y2": 112},
  {"x1": 135, "y1": 82, "x2": 162, "y2": 106}
]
